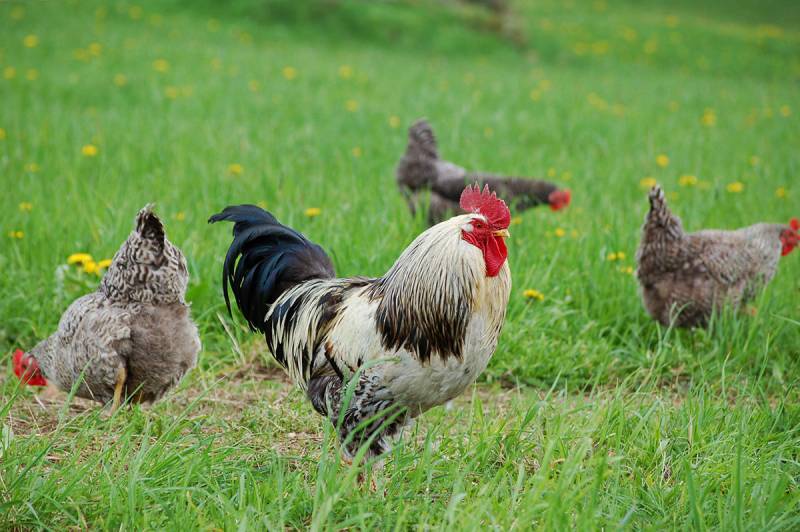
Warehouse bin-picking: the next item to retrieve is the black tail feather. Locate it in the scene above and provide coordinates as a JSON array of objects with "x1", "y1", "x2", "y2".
[{"x1": 209, "y1": 205, "x2": 335, "y2": 332}]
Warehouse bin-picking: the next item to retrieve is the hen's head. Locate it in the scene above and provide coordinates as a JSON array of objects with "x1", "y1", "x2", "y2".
[
  {"x1": 12, "y1": 349, "x2": 47, "y2": 387},
  {"x1": 548, "y1": 189, "x2": 572, "y2": 211},
  {"x1": 459, "y1": 184, "x2": 511, "y2": 277},
  {"x1": 780, "y1": 218, "x2": 799, "y2": 256}
]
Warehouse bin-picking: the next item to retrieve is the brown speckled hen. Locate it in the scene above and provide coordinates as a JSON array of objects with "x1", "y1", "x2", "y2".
[
  {"x1": 13, "y1": 205, "x2": 200, "y2": 409},
  {"x1": 636, "y1": 185, "x2": 799, "y2": 327},
  {"x1": 396, "y1": 119, "x2": 571, "y2": 225}
]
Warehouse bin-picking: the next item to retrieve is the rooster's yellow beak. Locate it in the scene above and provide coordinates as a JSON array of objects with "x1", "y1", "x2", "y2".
[{"x1": 493, "y1": 229, "x2": 510, "y2": 239}]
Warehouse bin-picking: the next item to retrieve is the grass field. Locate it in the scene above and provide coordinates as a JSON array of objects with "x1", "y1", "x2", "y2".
[{"x1": 2, "y1": 0, "x2": 800, "y2": 528}]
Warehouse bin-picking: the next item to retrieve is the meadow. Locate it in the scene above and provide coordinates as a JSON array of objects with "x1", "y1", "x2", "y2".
[{"x1": 1, "y1": 0, "x2": 799, "y2": 528}]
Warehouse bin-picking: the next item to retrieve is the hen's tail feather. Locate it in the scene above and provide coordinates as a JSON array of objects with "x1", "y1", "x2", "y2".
[
  {"x1": 407, "y1": 118, "x2": 439, "y2": 160},
  {"x1": 209, "y1": 205, "x2": 335, "y2": 333}
]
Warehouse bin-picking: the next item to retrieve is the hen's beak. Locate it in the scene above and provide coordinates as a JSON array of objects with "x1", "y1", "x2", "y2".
[{"x1": 493, "y1": 229, "x2": 510, "y2": 238}]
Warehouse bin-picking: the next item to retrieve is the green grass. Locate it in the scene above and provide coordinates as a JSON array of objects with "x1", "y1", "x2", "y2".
[{"x1": 1, "y1": 0, "x2": 800, "y2": 528}]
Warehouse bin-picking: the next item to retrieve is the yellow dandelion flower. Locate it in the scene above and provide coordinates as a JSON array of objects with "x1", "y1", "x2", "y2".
[
  {"x1": 248, "y1": 79, "x2": 260, "y2": 92},
  {"x1": 554, "y1": 228, "x2": 566, "y2": 237},
  {"x1": 619, "y1": 266, "x2": 634, "y2": 275},
  {"x1": 25, "y1": 69, "x2": 38, "y2": 81},
  {"x1": 24, "y1": 162, "x2": 39, "y2": 173},
  {"x1": 510, "y1": 216, "x2": 523, "y2": 226},
  {"x1": 88, "y1": 42, "x2": 102, "y2": 56},
  {"x1": 153, "y1": 59, "x2": 169, "y2": 73},
  {"x1": 256, "y1": 200, "x2": 268, "y2": 209},
  {"x1": 621, "y1": 27, "x2": 637, "y2": 42},
  {"x1": 701, "y1": 109, "x2": 716, "y2": 127},
  {"x1": 304, "y1": 207, "x2": 321, "y2": 218},
  {"x1": 282, "y1": 66, "x2": 297, "y2": 80},
  {"x1": 164, "y1": 86, "x2": 179, "y2": 99},
  {"x1": 388, "y1": 115, "x2": 400, "y2": 128},
  {"x1": 592, "y1": 41, "x2": 609, "y2": 55},
  {"x1": 656, "y1": 154, "x2": 669, "y2": 168},
  {"x1": 345, "y1": 99, "x2": 358, "y2": 112},
  {"x1": 97, "y1": 259, "x2": 113, "y2": 269},
  {"x1": 8, "y1": 231, "x2": 24, "y2": 239},
  {"x1": 23, "y1": 34, "x2": 39, "y2": 48},
  {"x1": 351, "y1": 146, "x2": 362, "y2": 158},
  {"x1": 726, "y1": 182, "x2": 744, "y2": 193},
  {"x1": 19, "y1": 202, "x2": 33, "y2": 212},
  {"x1": 10, "y1": 6, "x2": 25, "y2": 20},
  {"x1": 529, "y1": 89, "x2": 542, "y2": 101},
  {"x1": 113, "y1": 73, "x2": 128, "y2": 87},
  {"x1": 617, "y1": 251, "x2": 626, "y2": 260},
  {"x1": 338, "y1": 65, "x2": 353, "y2": 79},
  {"x1": 0, "y1": 128, "x2": 6, "y2": 140},
  {"x1": 228, "y1": 163, "x2": 244, "y2": 176},
  {"x1": 3, "y1": 66, "x2": 17, "y2": 80},
  {"x1": 607, "y1": 252, "x2": 618, "y2": 261},
  {"x1": 780, "y1": 105, "x2": 791, "y2": 117},
  {"x1": 484, "y1": 127, "x2": 494, "y2": 138},
  {"x1": 174, "y1": 211, "x2": 186, "y2": 221},
  {"x1": 81, "y1": 144, "x2": 98, "y2": 157},
  {"x1": 749, "y1": 155, "x2": 760, "y2": 166},
  {"x1": 523, "y1": 289, "x2": 545, "y2": 301},
  {"x1": 547, "y1": 167, "x2": 556, "y2": 178},
  {"x1": 640, "y1": 177, "x2": 657, "y2": 188},
  {"x1": 678, "y1": 174, "x2": 698, "y2": 187},
  {"x1": 67, "y1": 253, "x2": 93, "y2": 265},
  {"x1": 775, "y1": 187, "x2": 787, "y2": 199},
  {"x1": 643, "y1": 39, "x2": 658, "y2": 55},
  {"x1": 83, "y1": 260, "x2": 99, "y2": 275},
  {"x1": 539, "y1": 79, "x2": 552, "y2": 90}
]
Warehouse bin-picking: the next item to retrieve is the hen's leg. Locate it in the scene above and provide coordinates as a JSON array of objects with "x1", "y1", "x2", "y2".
[{"x1": 111, "y1": 366, "x2": 126, "y2": 412}]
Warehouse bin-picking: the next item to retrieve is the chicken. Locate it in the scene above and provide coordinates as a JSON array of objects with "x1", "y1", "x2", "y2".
[
  {"x1": 396, "y1": 119, "x2": 571, "y2": 225},
  {"x1": 13, "y1": 205, "x2": 200, "y2": 409},
  {"x1": 636, "y1": 185, "x2": 799, "y2": 327},
  {"x1": 210, "y1": 185, "x2": 511, "y2": 460}
]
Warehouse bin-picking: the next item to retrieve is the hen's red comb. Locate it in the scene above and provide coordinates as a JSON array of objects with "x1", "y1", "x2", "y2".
[
  {"x1": 548, "y1": 189, "x2": 572, "y2": 211},
  {"x1": 790, "y1": 218, "x2": 799, "y2": 232},
  {"x1": 459, "y1": 184, "x2": 511, "y2": 229},
  {"x1": 12, "y1": 348, "x2": 47, "y2": 387}
]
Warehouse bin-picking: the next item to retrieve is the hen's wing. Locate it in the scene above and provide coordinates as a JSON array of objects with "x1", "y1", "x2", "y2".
[
  {"x1": 35, "y1": 293, "x2": 131, "y2": 402},
  {"x1": 686, "y1": 229, "x2": 781, "y2": 294}
]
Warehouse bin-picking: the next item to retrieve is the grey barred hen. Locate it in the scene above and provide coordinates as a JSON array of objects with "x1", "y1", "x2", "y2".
[
  {"x1": 636, "y1": 185, "x2": 799, "y2": 328},
  {"x1": 14, "y1": 206, "x2": 200, "y2": 409},
  {"x1": 210, "y1": 185, "x2": 511, "y2": 461},
  {"x1": 396, "y1": 119, "x2": 571, "y2": 225}
]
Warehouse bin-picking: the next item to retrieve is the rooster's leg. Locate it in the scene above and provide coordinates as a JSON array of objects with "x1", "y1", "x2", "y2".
[{"x1": 111, "y1": 366, "x2": 126, "y2": 412}]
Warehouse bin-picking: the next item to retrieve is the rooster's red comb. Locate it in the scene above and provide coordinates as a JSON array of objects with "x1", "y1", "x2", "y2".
[
  {"x1": 459, "y1": 184, "x2": 511, "y2": 229},
  {"x1": 790, "y1": 218, "x2": 799, "y2": 232}
]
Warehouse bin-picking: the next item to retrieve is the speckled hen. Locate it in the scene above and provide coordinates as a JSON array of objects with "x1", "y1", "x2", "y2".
[
  {"x1": 210, "y1": 185, "x2": 511, "y2": 461},
  {"x1": 396, "y1": 119, "x2": 571, "y2": 225},
  {"x1": 636, "y1": 185, "x2": 799, "y2": 327},
  {"x1": 13, "y1": 205, "x2": 200, "y2": 408}
]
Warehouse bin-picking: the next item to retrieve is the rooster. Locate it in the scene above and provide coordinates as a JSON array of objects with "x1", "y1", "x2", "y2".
[
  {"x1": 210, "y1": 185, "x2": 511, "y2": 460},
  {"x1": 13, "y1": 205, "x2": 201, "y2": 409},
  {"x1": 396, "y1": 119, "x2": 571, "y2": 225},
  {"x1": 636, "y1": 185, "x2": 799, "y2": 327}
]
